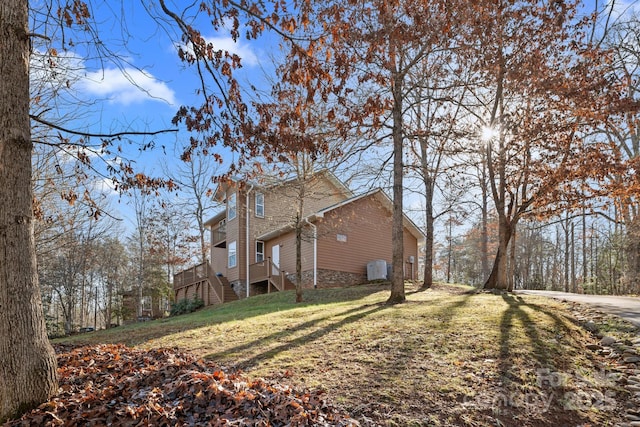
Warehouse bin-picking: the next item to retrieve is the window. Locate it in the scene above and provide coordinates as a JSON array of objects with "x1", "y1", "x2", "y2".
[
  {"x1": 255, "y1": 192, "x2": 264, "y2": 218},
  {"x1": 256, "y1": 241, "x2": 265, "y2": 262},
  {"x1": 227, "y1": 192, "x2": 236, "y2": 220},
  {"x1": 228, "y1": 241, "x2": 237, "y2": 268}
]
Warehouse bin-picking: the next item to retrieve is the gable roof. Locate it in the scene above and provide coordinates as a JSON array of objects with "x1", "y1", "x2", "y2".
[
  {"x1": 256, "y1": 188, "x2": 425, "y2": 241},
  {"x1": 211, "y1": 169, "x2": 353, "y2": 203},
  {"x1": 204, "y1": 210, "x2": 226, "y2": 227}
]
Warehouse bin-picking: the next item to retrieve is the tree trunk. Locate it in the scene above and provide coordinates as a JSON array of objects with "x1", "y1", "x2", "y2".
[
  {"x1": 295, "y1": 221, "x2": 303, "y2": 303},
  {"x1": 387, "y1": 73, "x2": 406, "y2": 304},
  {"x1": 571, "y1": 221, "x2": 576, "y2": 293},
  {"x1": 107, "y1": 276, "x2": 113, "y2": 328},
  {"x1": 563, "y1": 214, "x2": 570, "y2": 293},
  {"x1": 484, "y1": 216, "x2": 511, "y2": 290},
  {"x1": 480, "y1": 160, "x2": 490, "y2": 281},
  {"x1": 508, "y1": 224, "x2": 516, "y2": 291},
  {"x1": 0, "y1": 1, "x2": 59, "y2": 421},
  {"x1": 295, "y1": 177, "x2": 305, "y2": 303},
  {"x1": 421, "y1": 176, "x2": 434, "y2": 289},
  {"x1": 582, "y1": 209, "x2": 587, "y2": 289},
  {"x1": 625, "y1": 216, "x2": 640, "y2": 294}
]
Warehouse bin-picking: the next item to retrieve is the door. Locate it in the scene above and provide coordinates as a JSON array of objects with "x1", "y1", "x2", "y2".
[{"x1": 271, "y1": 245, "x2": 280, "y2": 275}]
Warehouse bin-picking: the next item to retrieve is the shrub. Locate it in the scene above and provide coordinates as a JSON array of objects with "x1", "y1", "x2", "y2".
[{"x1": 170, "y1": 297, "x2": 204, "y2": 316}]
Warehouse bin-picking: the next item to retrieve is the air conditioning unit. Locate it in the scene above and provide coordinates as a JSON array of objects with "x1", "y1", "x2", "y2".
[
  {"x1": 408, "y1": 256, "x2": 415, "y2": 264},
  {"x1": 367, "y1": 260, "x2": 388, "y2": 281}
]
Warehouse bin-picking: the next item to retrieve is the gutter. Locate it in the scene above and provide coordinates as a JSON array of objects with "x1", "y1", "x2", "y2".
[
  {"x1": 246, "y1": 183, "x2": 254, "y2": 298},
  {"x1": 303, "y1": 218, "x2": 317, "y2": 289}
]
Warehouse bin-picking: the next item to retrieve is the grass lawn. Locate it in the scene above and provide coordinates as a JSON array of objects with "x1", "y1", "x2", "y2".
[{"x1": 56, "y1": 282, "x2": 636, "y2": 426}]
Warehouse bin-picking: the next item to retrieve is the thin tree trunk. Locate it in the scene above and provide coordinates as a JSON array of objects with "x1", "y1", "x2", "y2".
[
  {"x1": 508, "y1": 225, "x2": 516, "y2": 291},
  {"x1": 480, "y1": 159, "x2": 490, "y2": 280},
  {"x1": 626, "y1": 216, "x2": 640, "y2": 294},
  {"x1": 571, "y1": 221, "x2": 576, "y2": 293},
  {"x1": 421, "y1": 179, "x2": 434, "y2": 289},
  {"x1": 582, "y1": 209, "x2": 587, "y2": 288},
  {"x1": 388, "y1": 72, "x2": 406, "y2": 304},
  {"x1": 295, "y1": 175, "x2": 305, "y2": 303},
  {"x1": 422, "y1": 205, "x2": 434, "y2": 289},
  {"x1": 107, "y1": 273, "x2": 113, "y2": 328},
  {"x1": 295, "y1": 220, "x2": 303, "y2": 303},
  {"x1": 0, "y1": 1, "x2": 58, "y2": 420},
  {"x1": 564, "y1": 214, "x2": 570, "y2": 293}
]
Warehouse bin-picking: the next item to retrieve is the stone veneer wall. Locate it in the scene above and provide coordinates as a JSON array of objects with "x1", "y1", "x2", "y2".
[
  {"x1": 286, "y1": 269, "x2": 368, "y2": 288},
  {"x1": 230, "y1": 280, "x2": 246, "y2": 298},
  {"x1": 237, "y1": 269, "x2": 369, "y2": 297}
]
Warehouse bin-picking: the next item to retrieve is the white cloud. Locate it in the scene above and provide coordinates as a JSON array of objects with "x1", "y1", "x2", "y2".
[
  {"x1": 92, "y1": 177, "x2": 118, "y2": 195},
  {"x1": 79, "y1": 68, "x2": 177, "y2": 106},
  {"x1": 30, "y1": 49, "x2": 177, "y2": 107},
  {"x1": 30, "y1": 49, "x2": 85, "y2": 91}
]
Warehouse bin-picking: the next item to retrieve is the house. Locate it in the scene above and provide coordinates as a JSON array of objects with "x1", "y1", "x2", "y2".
[{"x1": 173, "y1": 170, "x2": 424, "y2": 305}]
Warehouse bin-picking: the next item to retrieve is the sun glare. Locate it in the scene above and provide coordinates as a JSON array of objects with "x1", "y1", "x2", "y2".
[{"x1": 481, "y1": 126, "x2": 499, "y2": 141}]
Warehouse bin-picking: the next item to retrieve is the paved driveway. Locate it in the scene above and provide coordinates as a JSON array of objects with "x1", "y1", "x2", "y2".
[{"x1": 515, "y1": 290, "x2": 640, "y2": 328}]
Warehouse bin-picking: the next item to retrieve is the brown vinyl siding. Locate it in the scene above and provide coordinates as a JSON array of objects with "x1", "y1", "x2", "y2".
[
  {"x1": 403, "y1": 229, "x2": 419, "y2": 280},
  {"x1": 316, "y1": 194, "x2": 418, "y2": 278},
  {"x1": 252, "y1": 172, "x2": 349, "y2": 237},
  {"x1": 209, "y1": 173, "x2": 350, "y2": 283},
  {"x1": 219, "y1": 187, "x2": 245, "y2": 282},
  {"x1": 211, "y1": 247, "x2": 226, "y2": 275},
  {"x1": 265, "y1": 232, "x2": 313, "y2": 275},
  {"x1": 260, "y1": 192, "x2": 420, "y2": 285},
  {"x1": 204, "y1": 173, "x2": 420, "y2": 292}
]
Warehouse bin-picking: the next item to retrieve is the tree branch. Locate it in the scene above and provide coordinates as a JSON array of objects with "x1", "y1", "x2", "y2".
[{"x1": 30, "y1": 115, "x2": 178, "y2": 138}]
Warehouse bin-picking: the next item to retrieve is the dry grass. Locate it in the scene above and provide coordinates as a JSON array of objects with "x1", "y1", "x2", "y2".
[{"x1": 56, "y1": 282, "x2": 635, "y2": 426}]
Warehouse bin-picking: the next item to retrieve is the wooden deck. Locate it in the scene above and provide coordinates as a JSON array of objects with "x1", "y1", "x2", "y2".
[
  {"x1": 173, "y1": 259, "x2": 295, "y2": 307},
  {"x1": 173, "y1": 262, "x2": 238, "y2": 306},
  {"x1": 249, "y1": 258, "x2": 296, "y2": 292}
]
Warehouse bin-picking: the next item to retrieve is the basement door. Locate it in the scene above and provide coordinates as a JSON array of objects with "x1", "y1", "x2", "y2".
[{"x1": 271, "y1": 245, "x2": 280, "y2": 275}]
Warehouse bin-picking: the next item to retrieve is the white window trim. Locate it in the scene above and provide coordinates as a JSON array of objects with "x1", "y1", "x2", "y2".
[
  {"x1": 255, "y1": 192, "x2": 264, "y2": 218},
  {"x1": 228, "y1": 192, "x2": 237, "y2": 221},
  {"x1": 228, "y1": 241, "x2": 237, "y2": 268}
]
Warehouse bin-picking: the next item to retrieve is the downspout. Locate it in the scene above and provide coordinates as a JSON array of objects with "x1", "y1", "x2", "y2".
[
  {"x1": 304, "y1": 218, "x2": 317, "y2": 288},
  {"x1": 246, "y1": 183, "x2": 254, "y2": 298}
]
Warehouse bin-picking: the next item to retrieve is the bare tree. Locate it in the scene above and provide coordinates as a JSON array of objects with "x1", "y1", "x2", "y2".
[
  {"x1": 164, "y1": 154, "x2": 221, "y2": 265},
  {"x1": 0, "y1": 1, "x2": 57, "y2": 419}
]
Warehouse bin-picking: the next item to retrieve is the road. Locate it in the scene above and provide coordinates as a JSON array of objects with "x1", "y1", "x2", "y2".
[{"x1": 515, "y1": 290, "x2": 640, "y2": 328}]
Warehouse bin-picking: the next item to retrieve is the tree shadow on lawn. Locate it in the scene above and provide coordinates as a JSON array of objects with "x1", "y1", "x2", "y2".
[
  {"x1": 56, "y1": 283, "x2": 395, "y2": 347},
  {"x1": 205, "y1": 287, "x2": 476, "y2": 373},
  {"x1": 499, "y1": 293, "x2": 574, "y2": 376},
  {"x1": 205, "y1": 302, "x2": 390, "y2": 370},
  {"x1": 496, "y1": 293, "x2": 602, "y2": 424},
  {"x1": 203, "y1": 282, "x2": 395, "y2": 324},
  {"x1": 429, "y1": 291, "x2": 476, "y2": 324},
  {"x1": 364, "y1": 292, "x2": 477, "y2": 380},
  {"x1": 500, "y1": 293, "x2": 596, "y2": 402}
]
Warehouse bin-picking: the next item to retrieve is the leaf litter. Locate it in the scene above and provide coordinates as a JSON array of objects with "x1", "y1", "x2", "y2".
[{"x1": 5, "y1": 344, "x2": 358, "y2": 426}]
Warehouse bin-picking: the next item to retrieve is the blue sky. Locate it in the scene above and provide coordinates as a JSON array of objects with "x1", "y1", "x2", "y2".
[
  {"x1": 31, "y1": 0, "x2": 640, "y2": 231},
  {"x1": 31, "y1": 0, "x2": 282, "y2": 228}
]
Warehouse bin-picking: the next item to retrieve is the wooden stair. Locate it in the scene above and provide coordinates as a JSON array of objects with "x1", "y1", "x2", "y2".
[
  {"x1": 212, "y1": 273, "x2": 239, "y2": 303},
  {"x1": 269, "y1": 274, "x2": 296, "y2": 292}
]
